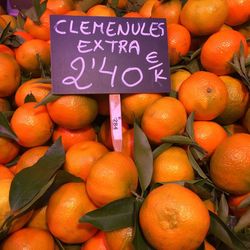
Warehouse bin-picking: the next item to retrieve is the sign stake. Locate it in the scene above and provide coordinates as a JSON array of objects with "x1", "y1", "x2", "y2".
[{"x1": 109, "y1": 94, "x2": 122, "y2": 152}]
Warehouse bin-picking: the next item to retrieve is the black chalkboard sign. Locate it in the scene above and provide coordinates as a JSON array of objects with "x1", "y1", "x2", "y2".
[{"x1": 50, "y1": 15, "x2": 171, "y2": 94}]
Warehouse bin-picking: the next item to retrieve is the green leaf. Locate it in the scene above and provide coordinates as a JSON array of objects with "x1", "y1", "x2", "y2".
[
  {"x1": 0, "y1": 112, "x2": 18, "y2": 141},
  {"x1": 209, "y1": 212, "x2": 248, "y2": 250},
  {"x1": 35, "y1": 92, "x2": 60, "y2": 107},
  {"x1": 9, "y1": 138, "x2": 65, "y2": 211},
  {"x1": 33, "y1": 0, "x2": 47, "y2": 21},
  {"x1": 0, "y1": 22, "x2": 12, "y2": 44},
  {"x1": 24, "y1": 93, "x2": 37, "y2": 103},
  {"x1": 161, "y1": 135, "x2": 197, "y2": 146},
  {"x1": 80, "y1": 197, "x2": 135, "y2": 231},
  {"x1": 218, "y1": 193, "x2": 229, "y2": 224},
  {"x1": 234, "y1": 208, "x2": 250, "y2": 232},
  {"x1": 133, "y1": 199, "x2": 154, "y2": 250},
  {"x1": 133, "y1": 122, "x2": 153, "y2": 194},
  {"x1": 186, "y1": 112, "x2": 195, "y2": 140},
  {"x1": 110, "y1": 0, "x2": 119, "y2": 8},
  {"x1": 152, "y1": 142, "x2": 172, "y2": 159},
  {"x1": 187, "y1": 147, "x2": 208, "y2": 179}
]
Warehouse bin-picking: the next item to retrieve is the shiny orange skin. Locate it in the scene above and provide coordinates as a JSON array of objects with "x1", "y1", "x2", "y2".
[
  {"x1": 14, "y1": 30, "x2": 34, "y2": 41},
  {"x1": 193, "y1": 121, "x2": 228, "y2": 156},
  {"x1": 178, "y1": 71, "x2": 228, "y2": 121},
  {"x1": 210, "y1": 133, "x2": 250, "y2": 195},
  {"x1": 64, "y1": 141, "x2": 109, "y2": 181},
  {"x1": 139, "y1": 183, "x2": 210, "y2": 250},
  {"x1": 0, "y1": 53, "x2": 20, "y2": 97},
  {"x1": 81, "y1": 231, "x2": 109, "y2": 250},
  {"x1": 141, "y1": 96, "x2": 187, "y2": 144},
  {"x1": 0, "y1": 165, "x2": 14, "y2": 180},
  {"x1": 151, "y1": 0, "x2": 182, "y2": 24},
  {"x1": 225, "y1": 0, "x2": 250, "y2": 26},
  {"x1": 15, "y1": 39, "x2": 51, "y2": 74},
  {"x1": 15, "y1": 146, "x2": 49, "y2": 173},
  {"x1": 139, "y1": 0, "x2": 160, "y2": 17},
  {"x1": 47, "y1": 95, "x2": 98, "y2": 130},
  {"x1": 167, "y1": 23, "x2": 191, "y2": 65},
  {"x1": 10, "y1": 102, "x2": 53, "y2": 148},
  {"x1": 0, "y1": 44, "x2": 15, "y2": 57},
  {"x1": 180, "y1": 0, "x2": 228, "y2": 36},
  {"x1": 52, "y1": 125, "x2": 97, "y2": 151},
  {"x1": 46, "y1": 0, "x2": 75, "y2": 14},
  {"x1": 0, "y1": 137, "x2": 19, "y2": 165},
  {"x1": 0, "y1": 228, "x2": 55, "y2": 250},
  {"x1": 122, "y1": 128, "x2": 134, "y2": 160},
  {"x1": 14, "y1": 80, "x2": 51, "y2": 107},
  {"x1": 46, "y1": 182, "x2": 98, "y2": 244},
  {"x1": 123, "y1": 12, "x2": 143, "y2": 18},
  {"x1": 23, "y1": 9, "x2": 54, "y2": 41},
  {"x1": 86, "y1": 152, "x2": 138, "y2": 207},
  {"x1": 200, "y1": 30, "x2": 248, "y2": 75},
  {"x1": 228, "y1": 192, "x2": 250, "y2": 218},
  {"x1": 87, "y1": 5, "x2": 116, "y2": 17}
]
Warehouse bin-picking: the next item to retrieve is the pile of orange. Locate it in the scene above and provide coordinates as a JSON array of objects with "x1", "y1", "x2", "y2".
[{"x1": 0, "y1": 0, "x2": 249, "y2": 249}]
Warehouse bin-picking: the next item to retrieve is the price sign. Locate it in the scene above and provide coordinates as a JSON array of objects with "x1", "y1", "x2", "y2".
[{"x1": 50, "y1": 15, "x2": 171, "y2": 94}]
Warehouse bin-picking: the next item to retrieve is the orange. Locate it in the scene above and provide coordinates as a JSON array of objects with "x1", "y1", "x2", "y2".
[
  {"x1": 151, "y1": 0, "x2": 182, "y2": 24},
  {"x1": 141, "y1": 96, "x2": 187, "y2": 144},
  {"x1": 167, "y1": 23, "x2": 191, "y2": 65},
  {"x1": 200, "y1": 30, "x2": 248, "y2": 75},
  {"x1": 15, "y1": 38, "x2": 51, "y2": 74},
  {"x1": 46, "y1": 0, "x2": 75, "y2": 14},
  {"x1": 193, "y1": 121, "x2": 228, "y2": 156},
  {"x1": 14, "y1": 79, "x2": 51, "y2": 107},
  {"x1": 205, "y1": 241, "x2": 216, "y2": 250},
  {"x1": 47, "y1": 95, "x2": 98, "y2": 130},
  {"x1": 98, "y1": 117, "x2": 129, "y2": 150},
  {"x1": 0, "y1": 14, "x2": 17, "y2": 30},
  {"x1": 87, "y1": 5, "x2": 116, "y2": 17},
  {"x1": 121, "y1": 93, "x2": 162, "y2": 124},
  {"x1": 52, "y1": 125, "x2": 97, "y2": 151},
  {"x1": 210, "y1": 133, "x2": 250, "y2": 195},
  {"x1": 10, "y1": 102, "x2": 53, "y2": 148},
  {"x1": 108, "y1": 0, "x2": 128, "y2": 9},
  {"x1": 225, "y1": 0, "x2": 250, "y2": 26},
  {"x1": 180, "y1": 0, "x2": 228, "y2": 36},
  {"x1": 215, "y1": 76, "x2": 249, "y2": 125},
  {"x1": 0, "y1": 53, "x2": 20, "y2": 97},
  {"x1": 152, "y1": 146, "x2": 195, "y2": 184},
  {"x1": 139, "y1": 0, "x2": 160, "y2": 17},
  {"x1": 0, "y1": 44, "x2": 15, "y2": 57},
  {"x1": 64, "y1": 140, "x2": 109, "y2": 181},
  {"x1": 46, "y1": 182, "x2": 98, "y2": 244},
  {"x1": 28, "y1": 205, "x2": 48, "y2": 230},
  {"x1": 15, "y1": 146, "x2": 49, "y2": 173},
  {"x1": 0, "y1": 227, "x2": 55, "y2": 250},
  {"x1": 122, "y1": 128, "x2": 134, "y2": 159},
  {"x1": 23, "y1": 8, "x2": 54, "y2": 41},
  {"x1": 178, "y1": 71, "x2": 228, "y2": 121},
  {"x1": 139, "y1": 183, "x2": 210, "y2": 250},
  {"x1": 203, "y1": 199, "x2": 217, "y2": 214},
  {"x1": 242, "y1": 106, "x2": 250, "y2": 132},
  {"x1": 14, "y1": 30, "x2": 34, "y2": 42},
  {"x1": 0, "y1": 137, "x2": 19, "y2": 164},
  {"x1": 123, "y1": 12, "x2": 143, "y2": 18},
  {"x1": 86, "y1": 151, "x2": 138, "y2": 207},
  {"x1": 0, "y1": 165, "x2": 14, "y2": 180},
  {"x1": 228, "y1": 192, "x2": 250, "y2": 218},
  {"x1": 170, "y1": 69, "x2": 191, "y2": 92},
  {"x1": 0, "y1": 97, "x2": 11, "y2": 112},
  {"x1": 81, "y1": 231, "x2": 109, "y2": 250},
  {"x1": 105, "y1": 227, "x2": 134, "y2": 250},
  {"x1": 0, "y1": 179, "x2": 33, "y2": 234}
]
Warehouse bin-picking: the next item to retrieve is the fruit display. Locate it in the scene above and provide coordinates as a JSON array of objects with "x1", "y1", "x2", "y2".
[{"x1": 0, "y1": 0, "x2": 249, "y2": 249}]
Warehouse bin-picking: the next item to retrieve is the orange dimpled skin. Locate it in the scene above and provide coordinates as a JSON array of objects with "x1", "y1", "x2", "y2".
[
  {"x1": 46, "y1": 182, "x2": 98, "y2": 244},
  {"x1": 178, "y1": 71, "x2": 228, "y2": 121},
  {"x1": 86, "y1": 152, "x2": 138, "y2": 207},
  {"x1": 0, "y1": 137, "x2": 19, "y2": 165},
  {"x1": 87, "y1": 5, "x2": 116, "y2": 16},
  {"x1": 10, "y1": 102, "x2": 53, "y2": 148},
  {"x1": 81, "y1": 231, "x2": 109, "y2": 250},
  {"x1": 200, "y1": 30, "x2": 248, "y2": 75}
]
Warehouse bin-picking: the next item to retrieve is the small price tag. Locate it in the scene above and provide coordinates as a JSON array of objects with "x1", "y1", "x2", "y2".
[{"x1": 109, "y1": 94, "x2": 122, "y2": 152}]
